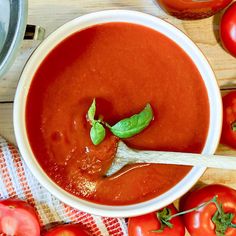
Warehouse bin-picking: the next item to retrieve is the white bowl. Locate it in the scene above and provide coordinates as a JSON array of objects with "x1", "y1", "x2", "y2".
[{"x1": 14, "y1": 10, "x2": 222, "y2": 217}]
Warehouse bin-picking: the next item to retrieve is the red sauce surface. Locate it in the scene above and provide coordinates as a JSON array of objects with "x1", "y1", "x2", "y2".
[{"x1": 26, "y1": 22, "x2": 209, "y2": 205}]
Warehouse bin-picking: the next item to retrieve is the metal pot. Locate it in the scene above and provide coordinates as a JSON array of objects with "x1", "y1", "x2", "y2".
[{"x1": 0, "y1": 0, "x2": 44, "y2": 78}]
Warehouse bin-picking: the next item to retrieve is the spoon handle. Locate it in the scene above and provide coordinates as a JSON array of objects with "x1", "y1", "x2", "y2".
[
  {"x1": 128, "y1": 151, "x2": 236, "y2": 169},
  {"x1": 117, "y1": 142, "x2": 236, "y2": 170}
]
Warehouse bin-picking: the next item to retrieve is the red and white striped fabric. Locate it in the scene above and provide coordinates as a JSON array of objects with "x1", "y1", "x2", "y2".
[{"x1": 0, "y1": 136, "x2": 128, "y2": 235}]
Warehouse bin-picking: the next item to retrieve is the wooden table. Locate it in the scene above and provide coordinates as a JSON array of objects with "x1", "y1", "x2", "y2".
[{"x1": 1, "y1": 0, "x2": 236, "y2": 233}]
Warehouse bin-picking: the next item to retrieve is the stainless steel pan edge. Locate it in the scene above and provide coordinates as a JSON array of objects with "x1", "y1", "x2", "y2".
[{"x1": 0, "y1": 0, "x2": 28, "y2": 78}]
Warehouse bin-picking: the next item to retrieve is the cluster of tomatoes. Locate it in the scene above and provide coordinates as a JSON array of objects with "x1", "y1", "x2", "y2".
[
  {"x1": 0, "y1": 199, "x2": 90, "y2": 236},
  {"x1": 128, "y1": 184, "x2": 236, "y2": 236},
  {"x1": 2, "y1": 184, "x2": 236, "y2": 235}
]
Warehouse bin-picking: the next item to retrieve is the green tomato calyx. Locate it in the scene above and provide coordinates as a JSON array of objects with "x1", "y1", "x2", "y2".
[
  {"x1": 212, "y1": 198, "x2": 236, "y2": 236},
  {"x1": 231, "y1": 120, "x2": 236, "y2": 132}
]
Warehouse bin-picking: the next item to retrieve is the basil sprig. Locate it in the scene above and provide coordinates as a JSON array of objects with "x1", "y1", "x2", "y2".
[
  {"x1": 87, "y1": 99, "x2": 154, "y2": 145},
  {"x1": 87, "y1": 98, "x2": 106, "y2": 145}
]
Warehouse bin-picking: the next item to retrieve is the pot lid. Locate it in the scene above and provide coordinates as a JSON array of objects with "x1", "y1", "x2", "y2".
[{"x1": 0, "y1": 0, "x2": 28, "y2": 78}]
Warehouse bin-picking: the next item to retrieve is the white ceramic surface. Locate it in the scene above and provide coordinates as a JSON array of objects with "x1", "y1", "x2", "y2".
[{"x1": 14, "y1": 10, "x2": 222, "y2": 217}]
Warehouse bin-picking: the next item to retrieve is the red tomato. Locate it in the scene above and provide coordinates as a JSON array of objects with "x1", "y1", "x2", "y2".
[
  {"x1": 44, "y1": 224, "x2": 91, "y2": 236},
  {"x1": 0, "y1": 199, "x2": 40, "y2": 236},
  {"x1": 128, "y1": 204, "x2": 185, "y2": 236},
  {"x1": 220, "y1": 2, "x2": 236, "y2": 57},
  {"x1": 180, "y1": 184, "x2": 236, "y2": 236},
  {"x1": 221, "y1": 91, "x2": 236, "y2": 149},
  {"x1": 156, "y1": 0, "x2": 232, "y2": 20}
]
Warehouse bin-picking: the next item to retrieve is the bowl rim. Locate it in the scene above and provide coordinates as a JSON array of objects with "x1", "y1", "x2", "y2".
[{"x1": 13, "y1": 9, "x2": 222, "y2": 217}]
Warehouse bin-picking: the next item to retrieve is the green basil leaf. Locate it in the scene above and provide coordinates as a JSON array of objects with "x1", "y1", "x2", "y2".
[
  {"x1": 110, "y1": 103, "x2": 153, "y2": 138},
  {"x1": 90, "y1": 122, "x2": 106, "y2": 145},
  {"x1": 87, "y1": 98, "x2": 96, "y2": 123}
]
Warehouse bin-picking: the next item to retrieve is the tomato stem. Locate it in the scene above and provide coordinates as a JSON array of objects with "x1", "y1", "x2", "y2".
[
  {"x1": 154, "y1": 195, "x2": 236, "y2": 234},
  {"x1": 231, "y1": 121, "x2": 236, "y2": 132},
  {"x1": 212, "y1": 197, "x2": 223, "y2": 215},
  {"x1": 153, "y1": 197, "x2": 218, "y2": 233},
  {"x1": 230, "y1": 223, "x2": 236, "y2": 228},
  {"x1": 167, "y1": 196, "x2": 218, "y2": 221}
]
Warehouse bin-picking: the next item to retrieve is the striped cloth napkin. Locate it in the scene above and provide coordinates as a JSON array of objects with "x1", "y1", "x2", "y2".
[{"x1": 0, "y1": 136, "x2": 128, "y2": 235}]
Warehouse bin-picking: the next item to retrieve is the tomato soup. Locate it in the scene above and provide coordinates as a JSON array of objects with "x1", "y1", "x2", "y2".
[{"x1": 26, "y1": 22, "x2": 209, "y2": 205}]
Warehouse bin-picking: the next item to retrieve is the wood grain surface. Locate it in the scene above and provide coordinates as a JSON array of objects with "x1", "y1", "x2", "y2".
[{"x1": 0, "y1": 1, "x2": 236, "y2": 234}]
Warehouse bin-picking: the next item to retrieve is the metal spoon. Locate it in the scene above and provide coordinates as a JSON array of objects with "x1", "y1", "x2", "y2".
[{"x1": 106, "y1": 141, "x2": 236, "y2": 176}]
